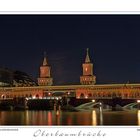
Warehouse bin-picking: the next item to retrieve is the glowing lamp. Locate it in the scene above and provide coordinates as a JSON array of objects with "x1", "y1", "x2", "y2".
[
  {"x1": 92, "y1": 99, "x2": 95, "y2": 103},
  {"x1": 32, "y1": 96, "x2": 36, "y2": 99},
  {"x1": 137, "y1": 100, "x2": 140, "y2": 103}
]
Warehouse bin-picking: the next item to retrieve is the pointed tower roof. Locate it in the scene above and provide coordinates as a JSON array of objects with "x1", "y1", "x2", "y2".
[
  {"x1": 43, "y1": 52, "x2": 48, "y2": 66},
  {"x1": 85, "y1": 48, "x2": 91, "y2": 63}
]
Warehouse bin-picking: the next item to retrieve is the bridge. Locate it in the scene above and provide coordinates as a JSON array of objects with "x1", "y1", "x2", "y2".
[
  {"x1": 0, "y1": 83, "x2": 140, "y2": 100},
  {"x1": 1, "y1": 49, "x2": 140, "y2": 107}
]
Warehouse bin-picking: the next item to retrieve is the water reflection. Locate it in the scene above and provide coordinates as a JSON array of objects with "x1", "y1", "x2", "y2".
[
  {"x1": 47, "y1": 111, "x2": 52, "y2": 125},
  {"x1": 55, "y1": 110, "x2": 60, "y2": 125},
  {"x1": 0, "y1": 110, "x2": 139, "y2": 125},
  {"x1": 138, "y1": 110, "x2": 140, "y2": 125},
  {"x1": 99, "y1": 106, "x2": 103, "y2": 125},
  {"x1": 92, "y1": 110, "x2": 97, "y2": 125},
  {"x1": 25, "y1": 111, "x2": 29, "y2": 125}
]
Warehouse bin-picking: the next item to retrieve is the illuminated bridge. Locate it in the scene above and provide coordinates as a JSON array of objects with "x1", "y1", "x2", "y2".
[
  {"x1": 0, "y1": 83, "x2": 140, "y2": 100},
  {"x1": 0, "y1": 49, "x2": 140, "y2": 103}
]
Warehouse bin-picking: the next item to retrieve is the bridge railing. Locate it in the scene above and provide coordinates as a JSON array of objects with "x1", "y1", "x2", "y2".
[
  {"x1": 78, "y1": 96, "x2": 140, "y2": 100},
  {"x1": 78, "y1": 97, "x2": 113, "y2": 99}
]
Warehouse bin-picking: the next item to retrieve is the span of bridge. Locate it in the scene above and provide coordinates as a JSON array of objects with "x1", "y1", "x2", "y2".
[
  {"x1": 1, "y1": 83, "x2": 140, "y2": 91},
  {"x1": 1, "y1": 83, "x2": 140, "y2": 99}
]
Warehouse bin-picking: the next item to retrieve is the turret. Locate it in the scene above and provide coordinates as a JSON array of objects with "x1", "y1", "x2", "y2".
[
  {"x1": 38, "y1": 52, "x2": 53, "y2": 86},
  {"x1": 80, "y1": 48, "x2": 96, "y2": 85}
]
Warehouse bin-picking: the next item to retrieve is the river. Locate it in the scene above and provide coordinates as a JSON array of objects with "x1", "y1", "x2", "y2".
[{"x1": 0, "y1": 110, "x2": 140, "y2": 125}]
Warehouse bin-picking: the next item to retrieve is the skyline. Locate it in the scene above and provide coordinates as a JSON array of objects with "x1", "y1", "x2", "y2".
[{"x1": 0, "y1": 15, "x2": 140, "y2": 85}]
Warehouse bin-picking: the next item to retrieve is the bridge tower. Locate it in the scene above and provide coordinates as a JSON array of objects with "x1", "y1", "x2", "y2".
[
  {"x1": 80, "y1": 48, "x2": 96, "y2": 85},
  {"x1": 38, "y1": 52, "x2": 53, "y2": 86}
]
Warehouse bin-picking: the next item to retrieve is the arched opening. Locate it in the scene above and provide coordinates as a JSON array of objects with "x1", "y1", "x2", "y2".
[
  {"x1": 80, "y1": 93, "x2": 85, "y2": 98},
  {"x1": 36, "y1": 94, "x2": 39, "y2": 98},
  {"x1": 1, "y1": 95, "x2": 5, "y2": 99}
]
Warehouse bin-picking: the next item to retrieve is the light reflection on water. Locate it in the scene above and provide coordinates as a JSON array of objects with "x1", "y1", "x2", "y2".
[
  {"x1": 0, "y1": 110, "x2": 139, "y2": 125},
  {"x1": 138, "y1": 110, "x2": 140, "y2": 125},
  {"x1": 92, "y1": 110, "x2": 97, "y2": 125},
  {"x1": 99, "y1": 107, "x2": 103, "y2": 125}
]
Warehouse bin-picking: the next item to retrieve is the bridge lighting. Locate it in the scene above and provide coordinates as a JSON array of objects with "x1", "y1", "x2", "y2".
[
  {"x1": 92, "y1": 99, "x2": 95, "y2": 103},
  {"x1": 39, "y1": 97, "x2": 43, "y2": 99},
  {"x1": 25, "y1": 97, "x2": 29, "y2": 100},
  {"x1": 137, "y1": 100, "x2": 140, "y2": 103},
  {"x1": 32, "y1": 96, "x2": 36, "y2": 99},
  {"x1": 85, "y1": 96, "x2": 88, "y2": 99},
  {"x1": 1, "y1": 95, "x2": 4, "y2": 99}
]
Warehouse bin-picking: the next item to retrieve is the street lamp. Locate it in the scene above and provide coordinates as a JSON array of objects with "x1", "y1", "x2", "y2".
[
  {"x1": 92, "y1": 99, "x2": 95, "y2": 103},
  {"x1": 137, "y1": 100, "x2": 140, "y2": 109},
  {"x1": 137, "y1": 100, "x2": 140, "y2": 103}
]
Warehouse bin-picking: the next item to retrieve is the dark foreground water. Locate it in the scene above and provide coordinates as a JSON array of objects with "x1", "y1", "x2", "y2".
[{"x1": 0, "y1": 110, "x2": 140, "y2": 125}]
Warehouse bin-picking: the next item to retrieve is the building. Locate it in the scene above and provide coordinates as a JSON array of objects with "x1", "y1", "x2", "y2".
[
  {"x1": 0, "y1": 68, "x2": 37, "y2": 87},
  {"x1": 0, "y1": 68, "x2": 13, "y2": 87}
]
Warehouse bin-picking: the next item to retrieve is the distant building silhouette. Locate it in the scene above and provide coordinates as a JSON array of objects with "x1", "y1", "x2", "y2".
[{"x1": 0, "y1": 68, "x2": 37, "y2": 87}]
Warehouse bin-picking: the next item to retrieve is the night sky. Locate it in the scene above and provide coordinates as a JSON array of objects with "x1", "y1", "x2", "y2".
[{"x1": 0, "y1": 15, "x2": 140, "y2": 85}]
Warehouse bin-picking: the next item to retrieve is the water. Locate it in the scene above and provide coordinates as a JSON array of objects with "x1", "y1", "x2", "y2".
[{"x1": 0, "y1": 110, "x2": 140, "y2": 125}]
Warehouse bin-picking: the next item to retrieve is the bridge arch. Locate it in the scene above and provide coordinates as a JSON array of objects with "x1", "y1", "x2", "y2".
[
  {"x1": 1, "y1": 94, "x2": 6, "y2": 99},
  {"x1": 80, "y1": 93, "x2": 85, "y2": 98}
]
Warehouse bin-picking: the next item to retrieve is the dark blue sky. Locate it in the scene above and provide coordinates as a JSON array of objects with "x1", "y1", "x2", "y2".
[{"x1": 0, "y1": 15, "x2": 140, "y2": 85}]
